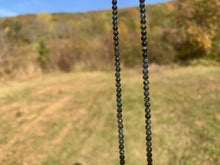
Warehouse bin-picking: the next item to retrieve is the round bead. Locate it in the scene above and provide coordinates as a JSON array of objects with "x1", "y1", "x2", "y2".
[
  {"x1": 143, "y1": 52, "x2": 147, "y2": 57},
  {"x1": 144, "y1": 85, "x2": 149, "y2": 90},
  {"x1": 117, "y1": 113, "x2": 122, "y2": 118},
  {"x1": 142, "y1": 41, "x2": 148, "y2": 46},
  {"x1": 116, "y1": 67, "x2": 121, "y2": 72},
  {"x1": 113, "y1": 26, "x2": 118, "y2": 30},
  {"x1": 119, "y1": 150, "x2": 124, "y2": 154},
  {"x1": 145, "y1": 114, "x2": 151, "y2": 119},
  {"x1": 141, "y1": 36, "x2": 147, "y2": 41},
  {"x1": 115, "y1": 57, "x2": 120, "y2": 61},
  {"x1": 141, "y1": 30, "x2": 147, "y2": 35},
  {"x1": 146, "y1": 119, "x2": 151, "y2": 124},
  {"x1": 142, "y1": 47, "x2": 148, "y2": 52},
  {"x1": 112, "y1": 5, "x2": 117, "y2": 10},
  {"x1": 120, "y1": 154, "x2": 125, "y2": 159},
  {"x1": 145, "y1": 124, "x2": 151, "y2": 130},
  {"x1": 118, "y1": 134, "x2": 124, "y2": 138},
  {"x1": 112, "y1": 10, "x2": 117, "y2": 15},
  {"x1": 112, "y1": 15, "x2": 118, "y2": 20},
  {"x1": 115, "y1": 82, "x2": 121, "y2": 87},
  {"x1": 119, "y1": 139, "x2": 124, "y2": 144},
  {"x1": 143, "y1": 69, "x2": 148, "y2": 74},
  {"x1": 116, "y1": 77, "x2": 121, "y2": 82},
  {"x1": 112, "y1": 20, "x2": 118, "y2": 25},
  {"x1": 143, "y1": 75, "x2": 149, "y2": 80},
  {"x1": 141, "y1": 24, "x2": 146, "y2": 30},
  {"x1": 146, "y1": 136, "x2": 152, "y2": 141},
  {"x1": 114, "y1": 31, "x2": 119, "y2": 36},
  {"x1": 143, "y1": 80, "x2": 149, "y2": 85},
  {"x1": 146, "y1": 130, "x2": 152, "y2": 136},
  {"x1": 114, "y1": 36, "x2": 119, "y2": 41},
  {"x1": 116, "y1": 87, "x2": 121, "y2": 92},
  {"x1": 119, "y1": 144, "x2": 124, "y2": 149},
  {"x1": 115, "y1": 72, "x2": 120, "y2": 77},
  {"x1": 118, "y1": 124, "x2": 123, "y2": 129},
  {"x1": 144, "y1": 97, "x2": 150, "y2": 102},
  {"x1": 120, "y1": 160, "x2": 125, "y2": 164},
  {"x1": 141, "y1": 19, "x2": 146, "y2": 24},
  {"x1": 117, "y1": 102, "x2": 122, "y2": 107},
  {"x1": 143, "y1": 63, "x2": 148, "y2": 68},
  {"x1": 117, "y1": 98, "x2": 121, "y2": 102},
  {"x1": 147, "y1": 158, "x2": 153, "y2": 163},
  {"x1": 147, "y1": 141, "x2": 152, "y2": 147},
  {"x1": 117, "y1": 93, "x2": 121, "y2": 97},
  {"x1": 140, "y1": 8, "x2": 146, "y2": 13},
  {"x1": 118, "y1": 129, "x2": 123, "y2": 134},
  {"x1": 144, "y1": 91, "x2": 150, "y2": 96},
  {"x1": 145, "y1": 108, "x2": 151, "y2": 113},
  {"x1": 117, "y1": 108, "x2": 122, "y2": 112},
  {"x1": 147, "y1": 147, "x2": 152, "y2": 152},
  {"x1": 114, "y1": 41, "x2": 119, "y2": 46}
]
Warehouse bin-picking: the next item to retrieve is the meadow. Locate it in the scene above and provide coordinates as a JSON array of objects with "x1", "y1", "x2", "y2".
[{"x1": 0, "y1": 65, "x2": 219, "y2": 165}]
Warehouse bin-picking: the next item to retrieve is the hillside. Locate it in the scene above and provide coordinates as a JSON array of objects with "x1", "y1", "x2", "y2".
[{"x1": 0, "y1": 1, "x2": 219, "y2": 78}]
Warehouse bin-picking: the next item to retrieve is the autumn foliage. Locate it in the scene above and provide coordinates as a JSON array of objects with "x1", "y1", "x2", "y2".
[{"x1": 0, "y1": 1, "x2": 219, "y2": 77}]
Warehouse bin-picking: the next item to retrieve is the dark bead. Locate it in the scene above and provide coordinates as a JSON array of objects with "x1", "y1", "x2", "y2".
[
  {"x1": 140, "y1": 13, "x2": 146, "y2": 18},
  {"x1": 146, "y1": 114, "x2": 151, "y2": 119},
  {"x1": 141, "y1": 35, "x2": 147, "y2": 41},
  {"x1": 114, "y1": 36, "x2": 119, "y2": 41},
  {"x1": 112, "y1": 10, "x2": 117, "y2": 14},
  {"x1": 118, "y1": 129, "x2": 123, "y2": 134},
  {"x1": 145, "y1": 108, "x2": 151, "y2": 113},
  {"x1": 141, "y1": 19, "x2": 146, "y2": 24},
  {"x1": 115, "y1": 51, "x2": 119, "y2": 56},
  {"x1": 141, "y1": 30, "x2": 147, "y2": 35},
  {"x1": 115, "y1": 46, "x2": 119, "y2": 51},
  {"x1": 117, "y1": 98, "x2": 121, "y2": 102},
  {"x1": 141, "y1": 24, "x2": 146, "y2": 30},
  {"x1": 116, "y1": 82, "x2": 121, "y2": 87},
  {"x1": 146, "y1": 119, "x2": 151, "y2": 124},
  {"x1": 119, "y1": 144, "x2": 124, "y2": 149},
  {"x1": 118, "y1": 124, "x2": 123, "y2": 129},
  {"x1": 147, "y1": 152, "x2": 152, "y2": 157},
  {"x1": 143, "y1": 69, "x2": 148, "y2": 74},
  {"x1": 142, "y1": 47, "x2": 148, "y2": 52},
  {"x1": 142, "y1": 41, "x2": 147, "y2": 46},
  {"x1": 112, "y1": 15, "x2": 118, "y2": 20},
  {"x1": 112, "y1": 5, "x2": 117, "y2": 10},
  {"x1": 115, "y1": 62, "x2": 120, "y2": 67},
  {"x1": 116, "y1": 87, "x2": 121, "y2": 92},
  {"x1": 145, "y1": 124, "x2": 151, "y2": 130},
  {"x1": 143, "y1": 52, "x2": 147, "y2": 57},
  {"x1": 120, "y1": 160, "x2": 125, "y2": 164},
  {"x1": 146, "y1": 102, "x2": 151, "y2": 107},
  {"x1": 119, "y1": 150, "x2": 124, "y2": 154},
  {"x1": 120, "y1": 154, "x2": 125, "y2": 159},
  {"x1": 147, "y1": 147, "x2": 152, "y2": 152},
  {"x1": 139, "y1": 0, "x2": 145, "y2": 3},
  {"x1": 146, "y1": 136, "x2": 152, "y2": 141},
  {"x1": 144, "y1": 80, "x2": 149, "y2": 85},
  {"x1": 113, "y1": 26, "x2": 118, "y2": 31},
  {"x1": 147, "y1": 141, "x2": 152, "y2": 147},
  {"x1": 144, "y1": 91, "x2": 150, "y2": 96},
  {"x1": 115, "y1": 72, "x2": 120, "y2": 77},
  {"x1": 118, "y1": 118, "x2": 123, "y2": 123},
  {"x1": 144, "y1": 96, "x2": 150, "y2": 102},
  {"x1": 117, "y1": 107, "x2": 122, "y2": 112},
  {"x1": 146, "y1": 130, "x2": 152, "y2": 136},
  {"x1": 115, "y1": 57, "x2": 120, "y2": 61},
  {"x1": 119, "y1": 139, "x2": 124, "y2": 144},
  {"x1": 143, "y1": 63, "x2": 148, "y2": 68},
  {"x1": 147, "y1": 158, "x2": 153, "y2": 163},
  {"x1": 118, "y1": 134, "x2": 124, "y2": 138},
  {"x1": 117, "y1": 113, "x2": 122, "y2": 118},
  {"x1": 112, "y1": 20, "x2": 118, "y2": 25},
  {"x1": 117, "y1": 93, "x2": 121, "y2": 97},
  {"x1": 116, "y1": 67, "x2": 121, "y2": 72},
  {"x1": 143, "y1": 75, "x2": 149, "y2": 80},
  {"x1": 114, "y1": 41, "x2": 119, "y2": 46},
  {"x1": 116, "y1": 77, "x2": 121, "y2": 82},
  {"x1": 144, "y1": 85, "x2": 149, "y2": 90},
  {"x1": 114, "y1": 31, "x2": 119, "y2": 36},
  {"x1": 117, "y1": 102, "x2": 122, "y2": 107},
  {"x1": 143, "y1": 58, "x2": 149, "y2": 63},
  {"x1": 140, "y1": 8, "x2": 146, "y2": 13}
]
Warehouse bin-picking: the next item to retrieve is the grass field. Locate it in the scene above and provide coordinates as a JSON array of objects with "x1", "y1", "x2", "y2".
[{"x1": 0, "y1": 66, "x2": 219, "y2": 165}]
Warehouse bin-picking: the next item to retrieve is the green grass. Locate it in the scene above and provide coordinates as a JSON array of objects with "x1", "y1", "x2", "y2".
[{"x1": 0, "y1": 66, "x2": 219, "y2": 165}]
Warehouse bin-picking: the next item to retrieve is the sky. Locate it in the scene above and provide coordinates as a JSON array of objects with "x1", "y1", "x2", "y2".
[{"x1": 0, "y1": 0, "x2": 170, "y2": 17}]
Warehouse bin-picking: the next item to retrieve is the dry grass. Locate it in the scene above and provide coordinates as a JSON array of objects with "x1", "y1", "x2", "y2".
[{"x1": 0, "y1": 66, "x2": 219, "y2": 165}]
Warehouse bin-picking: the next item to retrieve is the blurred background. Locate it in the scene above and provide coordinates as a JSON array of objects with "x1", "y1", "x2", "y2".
[{"x1": 0, "y1": 0, "x2": 219, "y2": 165}]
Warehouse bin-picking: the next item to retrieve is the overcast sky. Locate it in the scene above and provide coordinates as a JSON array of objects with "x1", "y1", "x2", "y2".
[{"x1": 0, "y1": 0, "x2": 170, "y2": 17}]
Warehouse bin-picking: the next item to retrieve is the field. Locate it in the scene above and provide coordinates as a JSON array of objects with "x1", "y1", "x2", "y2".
[{"x1": 0, "y1": 66, "x2": 219, "y2": 165}]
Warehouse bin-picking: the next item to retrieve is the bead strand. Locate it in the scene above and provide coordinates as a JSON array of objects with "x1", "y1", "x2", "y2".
[
  {"x1": 139, "y1": 0, "x2": 153, "y2": 165},
  {"x1": 112, "y1": 0, "x2": 125, "y2": 164}
]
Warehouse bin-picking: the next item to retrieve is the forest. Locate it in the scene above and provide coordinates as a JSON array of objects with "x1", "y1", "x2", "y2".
[{"x1": 0, "y1": 0, "x2": 219, "y2": 78}]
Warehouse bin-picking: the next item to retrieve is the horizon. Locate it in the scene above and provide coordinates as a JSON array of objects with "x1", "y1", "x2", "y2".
[{"x1": 0, "y1": 0, "x2": 170, "y2": 18}]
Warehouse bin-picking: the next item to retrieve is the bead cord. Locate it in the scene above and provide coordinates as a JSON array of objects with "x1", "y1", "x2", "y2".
[
  {"x1": 139, "y1": 0, "x2": 153, "y2": 164},
  {"x1": 112, "y1": 0, "x2": 125, "y2": 164}
]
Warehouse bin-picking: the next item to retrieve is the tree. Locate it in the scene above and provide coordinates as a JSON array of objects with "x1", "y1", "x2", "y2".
[{"x1": 174, "y1": 0, "x2": 220, "y2": 60}]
